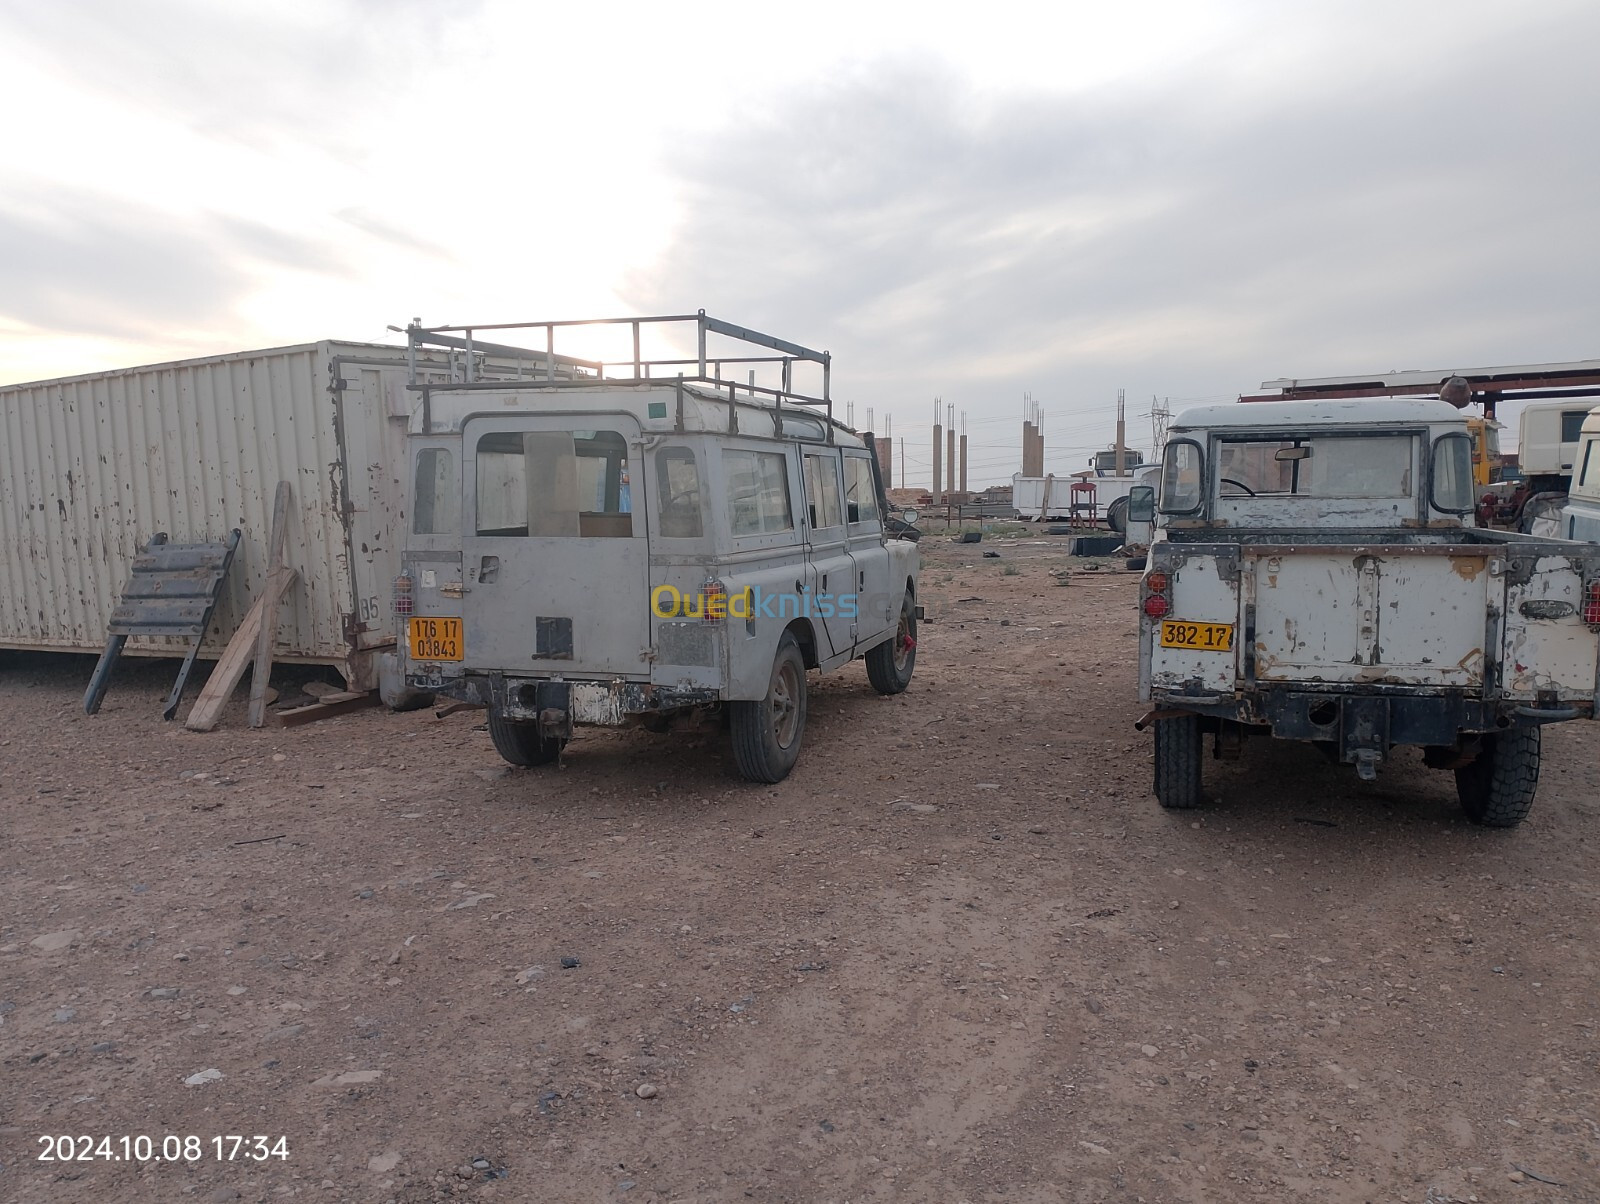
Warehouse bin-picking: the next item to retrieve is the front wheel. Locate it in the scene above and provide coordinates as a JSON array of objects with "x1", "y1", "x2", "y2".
[
  {"x1": 1455, "y1": 726, "x2": 1540, "y2": 828},
  {"x1": 730, "y1": 633, "x2": 808, "y2": 783},
  {"x1": 488, "y1": 709, "x2": 566, "y2": 767},
  {"x1": 1153, "y1": 714, "x2": 1203, "y2": 809},
  {"x1": 865, "y1": 593, "x2": 917, "y2": 695}
]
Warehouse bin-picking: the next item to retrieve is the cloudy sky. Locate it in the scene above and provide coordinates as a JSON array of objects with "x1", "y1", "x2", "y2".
[{"x1": 2, "y1": 0, "x2": 1596, "y2": 485}]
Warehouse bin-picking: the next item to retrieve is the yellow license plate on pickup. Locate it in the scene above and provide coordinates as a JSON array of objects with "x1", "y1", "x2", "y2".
[
  {"x1": 1159, "y1": 620, "x2": 1234, "y2": 651},
  {"x1": 409, "y1": 616, "x2": 463, "y2": 661}
]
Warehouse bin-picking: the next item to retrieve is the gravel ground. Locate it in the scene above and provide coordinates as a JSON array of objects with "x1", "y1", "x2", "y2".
[{"x1": 2, "y1": 538, "x2": 1597, "y2": 1203}]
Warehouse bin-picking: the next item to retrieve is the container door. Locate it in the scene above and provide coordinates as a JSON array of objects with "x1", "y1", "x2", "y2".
[
  {"x1": 461, "y1": 416, "x2": 649, "y2": 677},
  {"x1": 801, "y1": 449, "x2": 857, "y2": 658}
]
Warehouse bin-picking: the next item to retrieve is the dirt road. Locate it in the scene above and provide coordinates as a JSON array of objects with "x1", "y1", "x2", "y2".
[{"x1": 3, "y1": 540, "x2": 1597, "y2": 1203}]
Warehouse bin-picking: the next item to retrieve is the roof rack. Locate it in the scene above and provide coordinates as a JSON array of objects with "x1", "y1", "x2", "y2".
[{"x1": 403, "y1": 310, "x2": 834, "y2": 430}]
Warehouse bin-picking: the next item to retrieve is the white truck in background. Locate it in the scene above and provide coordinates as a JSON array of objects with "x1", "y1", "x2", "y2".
[
  {"x1": 1518, "y1": 401, "x2": 1600, "y2": 535},
  {"x1": 1561, "y1": 408, "x2": 1600, "y2": 542},
  {"x1": 1138, "y1": 398, "x2": 1600, "y2": 827}
]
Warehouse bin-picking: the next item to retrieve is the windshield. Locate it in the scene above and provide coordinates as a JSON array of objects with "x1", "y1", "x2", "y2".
[{"x1": 1216, "y1": 435, "x2": 1413, "y2": 500}]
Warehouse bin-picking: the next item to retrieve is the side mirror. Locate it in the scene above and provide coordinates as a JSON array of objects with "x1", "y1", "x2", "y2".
[{"x1": 902, "y1": 509, "x2": 919, "y2": 523}]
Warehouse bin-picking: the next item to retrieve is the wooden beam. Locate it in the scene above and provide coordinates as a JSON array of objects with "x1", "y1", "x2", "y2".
[
  {"x1": 183, "y1": 565, "x2": 297, "y2": 732},
  {"x1": 272, "y1": 691, "x2": 379, "y2": 728},
  {"x1": 248, "y1": 482, "x2": 293, "y2": 729}
]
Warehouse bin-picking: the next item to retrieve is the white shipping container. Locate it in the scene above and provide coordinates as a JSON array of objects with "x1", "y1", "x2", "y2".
[{"x1": 0, "y1": 340, "x2": 550, "y2": 688}]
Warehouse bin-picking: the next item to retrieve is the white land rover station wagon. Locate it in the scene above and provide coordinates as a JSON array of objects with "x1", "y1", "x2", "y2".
[{"x1": 385, "y1": 314, "x2": 921, "y2": 783}]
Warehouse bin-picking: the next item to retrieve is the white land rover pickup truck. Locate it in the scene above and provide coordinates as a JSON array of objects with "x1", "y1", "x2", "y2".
[{"x1": 1139, "y1": 398, "x2": 1600, "y2": 827}]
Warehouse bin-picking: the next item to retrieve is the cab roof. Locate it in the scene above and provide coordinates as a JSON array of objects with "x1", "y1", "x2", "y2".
[{"x1": 1171, "y1": 397, "x2": 1468, "y2": 432}]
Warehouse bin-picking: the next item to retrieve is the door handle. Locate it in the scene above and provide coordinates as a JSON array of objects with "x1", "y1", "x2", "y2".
[{"x1": 480, "y1": 555, "x2": 500, "y2": 583}]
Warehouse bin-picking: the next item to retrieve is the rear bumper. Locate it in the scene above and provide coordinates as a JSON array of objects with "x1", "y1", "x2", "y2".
[
  {"x1": 1152, "y1": 684, "x2": 1592, "y2": 747},
  {"x1": 420, "y1": 671, "x2": 719, "y2": 725}
]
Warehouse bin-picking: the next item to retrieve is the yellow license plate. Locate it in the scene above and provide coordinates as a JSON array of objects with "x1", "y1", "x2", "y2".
[
  {"x1": 409, "y1": 616, "x2": 463, "y2": 661},
  {"x1": 1159, "y1": 620, "x2": 1234, "y2": 651}
]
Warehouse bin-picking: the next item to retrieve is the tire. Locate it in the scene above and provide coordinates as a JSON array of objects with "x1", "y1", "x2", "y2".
[
  {"x1": 1455, "y1": 726, "x2": 1540, "y2": 828},
  {"x1": 487, "y1": 709, "x2": 565, "y2": 767},
  {"x1": 865, "y1": 592, "x2": 918, "y2": 695},
  {"x1": 1125, "y1": 555, "x2": 1148, "y2": 571},
  {"x1": 1153, "y1": 714, "x2": 1203, "y2": 809},
  {"x1": 1105, "y1": 496, "x2": 1128, "y2": 534},
  {"x1": 730, "y1": 633, "x2": 808, "y2": 783}
]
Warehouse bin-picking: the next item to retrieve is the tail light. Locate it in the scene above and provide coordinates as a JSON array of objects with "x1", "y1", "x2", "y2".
[
  {"x1": 393, "y1": 572, "x2": 413, "y2": 617},
  {"x1": 1584, "y1": 581, "x2": 1600, "y2": 628},
  {"x1": 702, "y1": 579, "x2": 727, "y2": 624},
  {"x1": 1143, "y1": 570, "x2": 1171, "y2": 619}
]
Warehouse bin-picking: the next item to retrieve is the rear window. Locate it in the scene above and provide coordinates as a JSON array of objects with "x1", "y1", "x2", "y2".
[
  {"x1": 723, "y1": 450, "x2": 794, "y2": 536},
  {"x1": 475, "y1": 429, "x2": 632, "y2": 538},
  {"x1": 412, "y1": 448, "x2": 458, "y2": 535}
]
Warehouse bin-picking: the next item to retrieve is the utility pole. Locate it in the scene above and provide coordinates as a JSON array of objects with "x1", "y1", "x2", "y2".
[{"x1": 931, "y1": 397, "x2": 942, "y2": 505}]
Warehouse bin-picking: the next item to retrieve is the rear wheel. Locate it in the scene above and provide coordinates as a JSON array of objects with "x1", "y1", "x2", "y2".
[
  {"x1": 1153, "y1": 714, "x2": 1203, "y2": 809},
  {"x1": 865, "y1": 593, "x2": 917, "y2": 695},
  {"x1": 488, "y1": 709, "x2": 565, "y2": 767},
  {"x1": 730, "y1": 634, "x2": 808, "y2": 782},
  {"x1": 1455, "y1": 726, "x2": 1540, "y2": 828}
]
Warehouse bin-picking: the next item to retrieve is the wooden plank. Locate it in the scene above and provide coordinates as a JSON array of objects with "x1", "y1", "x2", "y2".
[
  {"x1": 183, "y1": 565, "x2": 297, "y2": 732},
  {"x1": 272, "y1": 691, "x2": 379, "y2": 728},
  {"x1": 248, "y1": 482, "x2": 293, "y2": 729}
]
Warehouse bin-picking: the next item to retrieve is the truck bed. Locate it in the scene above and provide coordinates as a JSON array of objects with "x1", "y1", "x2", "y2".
[{"x1": 1147, "y1": 528, "x2": 1600, "y2": 706}]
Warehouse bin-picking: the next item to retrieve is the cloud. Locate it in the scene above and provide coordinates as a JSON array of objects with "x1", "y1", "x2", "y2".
[
  {"x1": 0, "y1": 186, "x2": 352, "y2": 342},
  {"x1": 0, "y1": 0, "x2": 483, "y2": 159},
  {"x1": 628, "y1": 4, "x2": 1600, "y2": 441}
]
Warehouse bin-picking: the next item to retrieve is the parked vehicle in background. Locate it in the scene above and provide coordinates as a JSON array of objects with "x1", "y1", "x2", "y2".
[
  {"x1": 1137, "y1": 398, "x2": 1600, "y2": 827},
  {"x1": 1561, "y1": 408, "x2": 1600, "y2": 542},
  {"x1": 1511, "y1": 400, "x2": 1597, "y2": 534},
  {"x1": 394, "y1": 314, "x2": 921, "y2": 783}
]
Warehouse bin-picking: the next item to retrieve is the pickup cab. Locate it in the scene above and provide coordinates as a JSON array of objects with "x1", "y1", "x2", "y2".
[
  {"x1": 388, "y1": 314, "x2": 920, "y2": 783},
  {"x1": 1139, "y1": 398, "x2": 1600, "y2": 827}
]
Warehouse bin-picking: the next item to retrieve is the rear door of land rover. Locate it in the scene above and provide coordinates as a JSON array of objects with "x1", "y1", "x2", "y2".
[{"x1": 461, "y1": 415, "x2": 650, "y2": 677}]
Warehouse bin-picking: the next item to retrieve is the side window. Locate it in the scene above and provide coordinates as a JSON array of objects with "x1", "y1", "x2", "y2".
[
  {"x1": 844, "y1": 455, "x2": 881, "y2": 526},
  {"x1": 723, "y1": 449, "x2": 794, "y2": 536},
  {"x1": 803, "y1": 453, "x2": 844, "y2": 530},
  {"x1": 1580, "y1": 439, "x2": 1598, "y2": 489},
  {"x1": 475, "y1": 429, "x2": 632, "y2": 538},
  {"x1": 656, "y1": 447, "x2": 704, "y2": 539},
  {"x1": 1561, "y1": 411, "x2": 1588, "y2": 443},
  {"x1": 1160, "y1": 440, "x2": 1204, "y2": 514},
  {"x1": 1429, "y1": 433, "x2": 1474, "y2": 513},
  {"x1": 412, "y1": 448, "x2": 458, "y2": 535}
]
